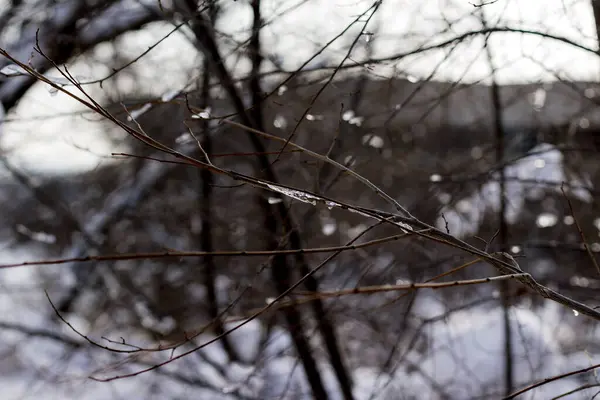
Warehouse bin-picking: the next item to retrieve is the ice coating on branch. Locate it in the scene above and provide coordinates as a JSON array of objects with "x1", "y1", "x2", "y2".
[{"x1": 266, "y1": 183, "x2": 320, "y2": 206}]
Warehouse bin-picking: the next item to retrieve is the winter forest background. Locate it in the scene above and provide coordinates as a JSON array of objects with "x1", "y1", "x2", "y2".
[{"x1": 3, "y1": 0, "x2": 600, "y2": 399}]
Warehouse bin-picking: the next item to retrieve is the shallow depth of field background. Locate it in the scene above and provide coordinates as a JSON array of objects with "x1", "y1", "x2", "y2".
[{"x1": 2, "y1": 0, "x2": 600, "y2": 399}]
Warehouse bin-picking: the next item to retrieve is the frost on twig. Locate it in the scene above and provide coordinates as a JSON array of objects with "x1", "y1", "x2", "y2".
[
  {"x1": 264, "y1": 182, "x2": 414, "y2": 232},
  {"x1": 266, "y1": 183, "x2": 321, "y2": 206}
]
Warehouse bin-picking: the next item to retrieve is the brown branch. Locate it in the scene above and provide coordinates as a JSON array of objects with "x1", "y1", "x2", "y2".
[
  {"x1": 504, "y1": 362, "x2": 600, "y2": 399},
  {"x1": 0, "y1": 230, "x2": 419, "y2": 270},
  {"x1": 561, "y1": 182, "x2": 600, "y2": 277}
]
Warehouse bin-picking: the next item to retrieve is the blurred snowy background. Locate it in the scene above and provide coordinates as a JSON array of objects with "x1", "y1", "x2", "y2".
[{"x1": 2, "y1": 0, "x2": 600, "y2": 399}]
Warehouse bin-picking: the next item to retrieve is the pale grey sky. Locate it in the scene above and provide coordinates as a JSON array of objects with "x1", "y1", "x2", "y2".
[{"x1": 1, "y1": 0, "x2": 598, "y2": 174}]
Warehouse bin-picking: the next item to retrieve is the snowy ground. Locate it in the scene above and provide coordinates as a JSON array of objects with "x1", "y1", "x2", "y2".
[{"x1": 1, "y1": 250, "x2": 597, "y2": 399}]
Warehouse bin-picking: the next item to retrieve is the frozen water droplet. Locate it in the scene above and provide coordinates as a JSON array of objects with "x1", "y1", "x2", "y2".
[
  {"x1": 573, "y1": 309, "x2": 579, "y2": 316},
  {"x1": 268, "y1": 197, "x2": 282, "y2": 204},
  {"x1": 305, "y1": 114, "x2": 324, "y2": 121},
  {"x1": 265, "y1": 297, "x2": 276, "y2": 305},
  {"x1": 277, "y1": 85, "x2": 287, "y2": 96},
  {"x1": 362, "y1": 134, "x2": 384, "y2": 148},
  {"x1": 430, "y1": 174, "x2": 442, "y2": 182},
  {"x1": 326, "y1": 201, "x2": 338, "y2": 210},
  {"x1": 273, "y1": 114, "x2": 287, "y2": 129},
  {"x1": 322, "y1": 222, "x2": 336, "y2": 236},
  {"x1": 342, "y1": 110, "x2": 355, "y2": 121}
]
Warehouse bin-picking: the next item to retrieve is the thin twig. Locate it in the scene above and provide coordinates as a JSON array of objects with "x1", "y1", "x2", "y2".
[{"x1": 561, "y1": 182, "x2": 600, "y2": 277}]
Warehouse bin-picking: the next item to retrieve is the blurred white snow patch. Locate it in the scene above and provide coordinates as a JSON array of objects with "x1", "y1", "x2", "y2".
[
  {"x1": 263, "y1": 326, "x2": 293, "y2": 358},
  {"x1": 7, "y1": 141, "x2": 115, "y2": 175},
  {"x1": 260, "y1": 356, "x2": 342, "y2": 399},
  {"x1": 195, "y1": 333, "x2": 230, "y2": 368},
  {"x1": 412, "y1": 295, "x2": 447, "y2": 320},
  {"x1": 1, "y1": 78, "x2": 124, "y2": 175},
  {"x1": 186, "y1": 275, "x2": 232, "y2": 306},
  {"x1": 530, "y1": 257, "x2": 557, "y2": 277},
  {"x1": 322, "y1": 221, "x2": 337, "y2": 236},
  {"x1": 17, "y1": 336, "x2": 74, "y2": 373},
  {"x1": 93, "y1": 22, "x2": 199, "y2": 98},
  {"x1": 536, "y1": 212, "x2": 558, "y2": 228},
  {"x1": 261, "y1": 356, "x2": 311, "y2": 399},
  {"x1": 15, "y1": 224, "x2": 56, "y2": 244},
  {"x1": 345, "y1": 223, "x2": 368, "y2": 238},
  {"x1": 0, "y1": 244, "x2": 53, "y2": 333},
  {"x1": 261, "y1": 357, "x2": 428, "y2": 399},
  {"x1": 223, "y1": 363, "x2": 263, "y2": 397},
  {"x1": 361, "y1": 134, "x2": 384, "y2": 148},
  {"x1": 1, "y1": 366, "x2": 210, "y2": 400},
  {"x1": 127, "y1": 103, "x2": 152, "y2": 121},
  {"x1": 197, "y1": 361, "x2": 229, "y2": 389},
  {"x1": 1, "y1": 20, "x2": 198, "y2": 176},
  {"x1": 419, "y1": 305, "x2": 590, "y2": 398},
  {"x1": 438, "y1": 143, "x2": 590, "y2": 237},
  {"x1": 352, "y1": 367, "x2": 429, "y2": 400},
  {"x1": 273, "y1": 114, "x2": 287, "y2": 129},
  {"x1": 224, "y1": 318, "x2": 263, "y2": 363},
  {"x1": 371, "y1": 252, "x2": 395, "y2": 273}
]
